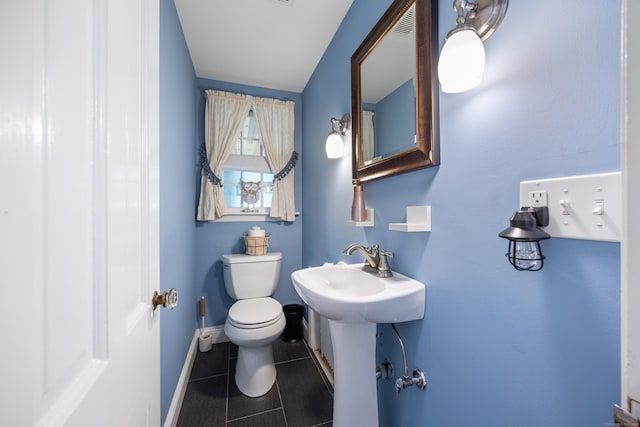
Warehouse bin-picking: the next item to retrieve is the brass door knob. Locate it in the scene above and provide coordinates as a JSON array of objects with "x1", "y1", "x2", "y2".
[{"x1": 152, "y1": 288, "x2": 178, "y2": 310}]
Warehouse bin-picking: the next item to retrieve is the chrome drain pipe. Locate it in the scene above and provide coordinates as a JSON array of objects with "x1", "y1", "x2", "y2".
[{"x1": 376, "y1": 360, "x2": 393, "y2": 380}]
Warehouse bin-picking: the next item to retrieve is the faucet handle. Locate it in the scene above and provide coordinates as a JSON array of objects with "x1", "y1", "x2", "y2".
[{"x1": 377, "y1": 249, "x2": 393, "y2": 277}]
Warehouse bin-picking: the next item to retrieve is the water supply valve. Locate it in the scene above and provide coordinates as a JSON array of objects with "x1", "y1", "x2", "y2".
[{"x1": 395, "y1": 368, "x2": 427, "y2": 392}]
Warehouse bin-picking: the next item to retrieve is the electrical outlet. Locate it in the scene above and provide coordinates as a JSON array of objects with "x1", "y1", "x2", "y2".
[{"x1": 528, "y1": 190, "x2": 548, "y2": 207}]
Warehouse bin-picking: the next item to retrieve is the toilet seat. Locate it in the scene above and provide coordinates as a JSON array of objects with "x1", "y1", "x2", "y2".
[{"x1": 227, "y1": 297, "x2": 283, "y2": 329}]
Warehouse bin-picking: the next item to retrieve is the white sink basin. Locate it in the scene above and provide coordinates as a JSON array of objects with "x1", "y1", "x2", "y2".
[
  {"x1": 291, "y1": 262, "x2": 426, "y2": 324},
  {"x1": 291, "y1": 262, "x2": 426, "y2": 427}
]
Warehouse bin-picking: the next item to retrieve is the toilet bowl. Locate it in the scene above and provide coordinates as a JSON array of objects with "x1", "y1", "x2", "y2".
[
  {"x1": 222, "y1": 252, "x2": 284, "y2": 397},
  {"x1": 224, "y1": 297, "x2": 285, "y2": 397}
]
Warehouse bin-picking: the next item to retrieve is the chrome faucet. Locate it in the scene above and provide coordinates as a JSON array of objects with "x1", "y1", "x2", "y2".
[{"x1": 343, "y1": 243, "x2": 394, "y2": 278}]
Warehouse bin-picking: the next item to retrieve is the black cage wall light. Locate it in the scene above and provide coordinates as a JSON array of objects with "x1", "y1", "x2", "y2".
[{"x1": 498, "y1": 206, "x2": 551, "y2": 271}]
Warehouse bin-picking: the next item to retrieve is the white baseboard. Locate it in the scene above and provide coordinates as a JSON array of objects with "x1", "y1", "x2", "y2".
[
  {"x1": 163, "y1": 325, "x2": 229, "y2": 427},
  {"x1": 206, "y1": 325, "x2": 230, "y2": 344}
]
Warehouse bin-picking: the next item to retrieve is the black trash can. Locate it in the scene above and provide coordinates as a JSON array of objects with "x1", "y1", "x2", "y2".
[{"x1": 282, "y1": 304, "x2": 304, "y2": 342}]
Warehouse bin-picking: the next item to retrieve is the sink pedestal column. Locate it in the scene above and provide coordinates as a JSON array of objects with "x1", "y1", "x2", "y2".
[{"x1": 328, "y1": 320, "x2": 378, "y2": 427}]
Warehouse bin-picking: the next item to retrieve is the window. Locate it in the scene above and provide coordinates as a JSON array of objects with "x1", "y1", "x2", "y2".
[
  {"x1": 221, "y1": 110, "x2": 274, "y2": 214},
  {"x1": 197, "y1": 89, "x2": 296, "y2": 223}
]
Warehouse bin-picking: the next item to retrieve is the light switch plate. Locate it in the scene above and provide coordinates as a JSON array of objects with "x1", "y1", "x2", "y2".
[{"x1": 520, "y1": 172, "x2": 621, "y2": 242}]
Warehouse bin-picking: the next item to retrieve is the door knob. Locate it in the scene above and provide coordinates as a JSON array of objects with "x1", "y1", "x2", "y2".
[{"x1": 152, "y1": 288, "x2": 178, "y2": 310}]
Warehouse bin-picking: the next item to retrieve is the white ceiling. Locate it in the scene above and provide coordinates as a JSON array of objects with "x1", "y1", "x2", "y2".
[{"x1": 174, "y1": 0, "x2": 354, "y2": 93}]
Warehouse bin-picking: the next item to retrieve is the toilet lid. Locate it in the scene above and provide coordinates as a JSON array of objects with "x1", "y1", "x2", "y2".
[{"x1": 227, "y1": 297, "x2": 283, "y2": 329}]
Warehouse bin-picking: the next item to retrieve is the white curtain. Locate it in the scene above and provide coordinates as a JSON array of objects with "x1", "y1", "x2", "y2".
[
  {"x1": 362, "y1": 110, "x2": 375, "y2": 163},
  {"x1": 197, "y1": 90, "x2": 253, "y2": 221},
  {"x1": 253, "y1": 97, "x2": 296, "y2": 222}
]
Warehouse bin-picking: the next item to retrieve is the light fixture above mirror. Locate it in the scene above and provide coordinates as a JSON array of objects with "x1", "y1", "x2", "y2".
[{"x1": 438, "y1": 0, "x2": 508, "y2": 93}]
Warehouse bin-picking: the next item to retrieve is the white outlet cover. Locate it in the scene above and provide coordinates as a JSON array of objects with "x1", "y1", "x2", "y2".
[{"x1": 519, "y1": 172, "x2": 621, "y2": 242}]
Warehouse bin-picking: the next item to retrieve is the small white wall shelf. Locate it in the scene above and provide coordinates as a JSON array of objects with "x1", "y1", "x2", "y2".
[
  {"x1": 389, "y1": 206, "x2": 431, "y2": 232},
  {"x1": 348, "y1": 208, "x2": 374, "y2": 227}
]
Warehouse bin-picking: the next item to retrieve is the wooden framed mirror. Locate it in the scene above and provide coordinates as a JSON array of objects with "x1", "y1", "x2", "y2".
[{"x1": 351, "y1": 0, "x2": 439, "y2": 183}]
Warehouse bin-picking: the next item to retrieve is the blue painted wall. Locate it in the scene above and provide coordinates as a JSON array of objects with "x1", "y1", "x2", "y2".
[
  {"x1": 194, "y1": 78, "x2": 304, "y2": 327},
  {"x1": 302, "y1": 0, "x2": 621, "y2": 426},
  {"x1": 159, "y1": 0, "x2": 198, "y2": 423}
]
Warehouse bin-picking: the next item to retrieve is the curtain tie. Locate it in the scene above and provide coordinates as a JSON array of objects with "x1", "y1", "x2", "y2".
[
  {"x1": 199, "y1": 144, "x2": 223, "y2": 187},
  {"x1": 273, "y1": 151, "x2": 298, "y2": 182}
]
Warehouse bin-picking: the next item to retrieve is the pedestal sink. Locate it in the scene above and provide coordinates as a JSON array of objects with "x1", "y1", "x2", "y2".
[{"x1": 291, "y1": 263, "x2": 426, "y2": 427}]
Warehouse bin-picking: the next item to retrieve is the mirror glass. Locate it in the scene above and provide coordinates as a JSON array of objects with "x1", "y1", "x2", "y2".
[
  {"x1": 351, "y1": 0, "x2": 439, "y2": 182},
  {"x1": 360, "y1": 4, "x2": 417, "y2": 165}
]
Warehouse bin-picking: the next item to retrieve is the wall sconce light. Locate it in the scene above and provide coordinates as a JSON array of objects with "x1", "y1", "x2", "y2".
[
  {"x1": 438, "y1": 0, "x2": 508, "y2": 93},
  {"x1": 498, "y1": 207, "x2": 550, "y2": 271},
  {"x1": 325, "y1": 114, "x2": 350, "y2": 159}
]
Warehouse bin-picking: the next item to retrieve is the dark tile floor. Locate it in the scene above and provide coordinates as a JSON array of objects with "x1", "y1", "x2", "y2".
[{"x1": 177, "y1": 338, "x2": 333, "y2": 427}]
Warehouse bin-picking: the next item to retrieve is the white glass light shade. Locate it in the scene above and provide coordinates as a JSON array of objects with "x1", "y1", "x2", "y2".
[
  {"x1": 438, "y1": 29, "x2": 486, "y2": 93},
  {"x1": 325, "y1": 131, "x2": 345, "y2": 158}
]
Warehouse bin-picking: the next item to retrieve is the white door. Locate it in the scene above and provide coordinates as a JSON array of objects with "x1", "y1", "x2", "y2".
[
  {"x1": 622, "y1": 0, "x2": 640, "y2": 419},
  {"x1": 0, "y1": 0, "x2": 161, "y2": 426}
]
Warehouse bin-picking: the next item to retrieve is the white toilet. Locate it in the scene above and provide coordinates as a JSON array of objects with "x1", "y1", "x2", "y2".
[{"x1": 222, "y1": 252, "x2": 285, "y2": 397}]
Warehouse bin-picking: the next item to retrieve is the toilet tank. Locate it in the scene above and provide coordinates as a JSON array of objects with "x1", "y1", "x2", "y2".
[{"x1": 222, "y1": 252, "x2": 282, "y2": 299}]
